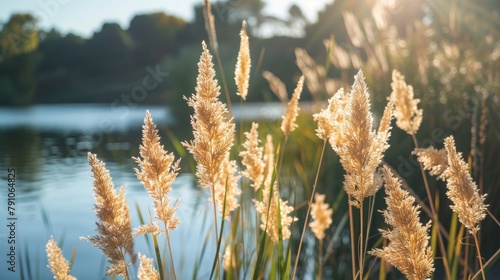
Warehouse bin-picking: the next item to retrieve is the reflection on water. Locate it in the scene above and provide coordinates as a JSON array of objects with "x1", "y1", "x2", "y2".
[{"x1": 0, "y1": 105, "x2": 217, "y2": 279}]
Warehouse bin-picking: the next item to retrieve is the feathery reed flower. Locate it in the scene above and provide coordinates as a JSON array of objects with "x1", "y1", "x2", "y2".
[
  {"x1": 313, "y1": 88, "x2": 348, "y2": 146},
  {"x1": 133, "y1": 111, "x2": 181, "y2": 235},
  {"x1": 240, "y1": 122, "x2": 265, "y2": 191},
  {"x1": 281, "y1": 76, "x2": 304, "y2": 137},
  {"x1": 182, "y1": 41, "x2": 235, "y2": 190},
  {"x1": 223, "y1": 246, "x2": 233, "y2": 272},
  {"x1": 137, "y1": 253, "x2": 160, "y2": 280},
  {"x1": 413, "y1": 147, "x2": 448, "y2": 180},
  {"x1": 253, "y1": 134, "x2": 296, "y2": 243},
  {"x1": 213, "y1": 157, "x2": 241, "y2": 220},
  {"x1": 254, "y1": 181, "x2": 296, "y2": 243},
  {"x1": 443, "y1": 136, "x2": 487, "y2": 233},
  {"x1": 46, "y1": 237, "x2": 77, "y2": 280},
  {"x1": 370, "y1": 166, "x2": 434, "y2": 280},
  {"x1": 235, "y1": 20, "x2": 250, "y2": 100},
  {"x1": 390, "y1": 70, "x2": 422, "y2": 135},
  {"x1": 333, "y1": 70, "x2": 392, "y2": 207},
  {"x1": 262, "y1": 71, "x2": 288, "y2": 103},
  {"x1": 82, "y1": 153, "x2": 134, "y2": 277},
  {"x1": 309, "y1": 194, "x2": 333, "y2": 240}
]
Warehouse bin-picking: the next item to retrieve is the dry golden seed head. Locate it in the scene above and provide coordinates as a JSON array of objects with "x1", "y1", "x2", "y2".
[
  {"x1": 182, "y1": 41, "x2": 236, "y2": 190},
  {"x1": 443, "y1": 136, "x2": 487, "y2": 233},
  {"x1": 240, "y1": 122, "x2": 265, "y2": 191},
  {"x1": 309, "y1": 193, "x2": 333, "y2": 240},
  {"x1": 413, "y1": 147, "x2": 448, "y2": 180},
  {"x1": 254, "y1": 181, "x2": 297, "y2": 243},
  {"x1": 134, "y1": 111, "x2": 181, "y2": 231},
  {"x1": 223, "y1": 246, "x2": 233, "y2": 272},
  {"x1": 281, "y1": 75, "x2": 304, "y2": 136},
  {"x1": 334, "y1": 70, "x2": 391, "y2": 207},
  {"x1": 369, "y1": 166, "x2": 434, "y2": 280},
  {"x1": 390, "y1": 69, "x2": 423, "y2": 135},
  {"x1": 46, "y1": 237, "x2": 77, "y2": 280},
  {"x1": 262, "y1": 70, "x2": 288, "y2": 103},
  {"x1": 82, "y1": 153, "x2": 134, "y2": 277},
  {"x1": 235, "y1": 20, "x2": 251, "y2": 100},
  {"x1": 213, "y1": 157, "x2": 241, "y2": 220},
  {"x1": 137, "y1": 253, "x2": 160, "y2": 280}
]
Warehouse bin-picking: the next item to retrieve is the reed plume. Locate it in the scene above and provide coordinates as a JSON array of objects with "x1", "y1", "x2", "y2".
[
  {"x1": 133, "y1": 111, "x2": 181, "y2": 234},
  {"x1": 254, "y1": 134, "x2": 296, "y2": 243},
  {"x1": 223, "y1": 246, "x2": 233, "y2": 272},
  {"x1": 254, "y1": 181, "x2": 296, "y2": 243},
  {"x1": 413, "y1": 147, "x2": 448, "y2": 180},
  {"x1": 182, "y1": 41, "x2": 235, "y2": 190},
  {"x1": 313, "y1": 88, "x2": 349, "y2": 147},
  {"x1": 442, "y1": 136, "x2": 487, "y2": 233},
  {"x1": 262, "y1": 71, "x2": 288, "y2": 103},
  {"x1": 390, "y1": 70, "x2": 422, "y2": 135},
  {"x1": 281, "y1": 76, "x2": 304, "y2": 137},
  {"x1": 137, "y1": 253, "x2": 160, "y2": 280},
  {"x1": 82, "y1": 153, "x2": 134, "y2": 278},
  {"x1": 309, "y1": 194, "x2": 333, "y2": 240},
  {"x1": 213, "y1": 156, "x2": 241, "y2": 220},
  {"x1": 333, "y1": 70, "x2": 392, "y2": 207},
  {"x1": 240, "y1": 122, "x2": 265, "y2": 191},
  {"x1": 370, "y1": 166, "x2": 434, "y2": 280},
  {"x1": 235, "y1": 20, "x2": 250, "y2": 100},
  {"x1": 46, "y1": 237, "x2": 77, "y2": 280}
]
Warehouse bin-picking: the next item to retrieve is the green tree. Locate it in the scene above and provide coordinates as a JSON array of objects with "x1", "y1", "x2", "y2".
[
  {"x1": 0, "y1": 13, "x2": 40, "y2": 105},
  {"x1": 128, "y1": 13, "x2": 187, "y2": 64}
]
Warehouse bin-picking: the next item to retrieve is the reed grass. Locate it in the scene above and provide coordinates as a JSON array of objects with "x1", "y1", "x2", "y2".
[{"x1": 45, "y1": 1, "x2": 500, "y2": 279}]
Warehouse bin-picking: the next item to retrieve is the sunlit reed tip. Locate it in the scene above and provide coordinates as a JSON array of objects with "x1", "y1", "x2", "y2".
[
  {"x1": 235, "y1": 20, "x2": 251, "y2": 100},
  {"x1": 46, "y1": 236, "x2": 77, "y2": 280},
  {"x1": 281, "y1": 75, "x2": 304, "y2": 137},
  {"x1": 309, "y1": 193, "x2": 333, "y2": 240}
]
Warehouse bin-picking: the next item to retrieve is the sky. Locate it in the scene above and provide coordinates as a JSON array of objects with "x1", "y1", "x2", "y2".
[{"x1": 0, "y1": 0, "x2": 332, "y2": 38}]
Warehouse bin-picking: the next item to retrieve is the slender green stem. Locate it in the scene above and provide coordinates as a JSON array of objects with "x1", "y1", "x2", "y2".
[
  {"x1": 348, "y1": 195, "x2": 357, "y2": 280},
  {"x1": 210, "y1": 184, "x2": 221, "y2": 280},
  {"x1": 165, "y1": 228, "x2": 177, "y2": 280},
  {"x1": 317, "y1": 239, "x2": 323, "y2": 280},
  {"x1": 472, "y1": 231, "x2": 486, "y2": 280},
  {"x1": 292, "y1": 140, "x2": 327, "y2": 280},
  {"x1": 152, "y1": 234, "x2": 164, "y2": 280},
  {"x1": 359, "y1": 202, "x2": 364, "y2": 280},
  {"x1": 462, "y1": 231, "x2": 470, "y2": 280},
  {"x1": 411, "y1": 133, "x2": 452, "y2": 280}
]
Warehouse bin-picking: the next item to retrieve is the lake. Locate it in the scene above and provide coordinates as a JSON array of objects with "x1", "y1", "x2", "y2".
[{"x1": 0, "y1": 103, "x2": 289, "y2": 279}]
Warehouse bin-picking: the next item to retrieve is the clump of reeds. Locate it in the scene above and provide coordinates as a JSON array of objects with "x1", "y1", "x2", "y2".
[
  {"x1": 81, "y1": 153, "x2": 134, "y2": 278},
  {"x1": 46, "y1": 237, "x2": 77, "y2": 280},
  {"x1": 370, "y1": 166, "x2": 434, "y2": 280}
]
